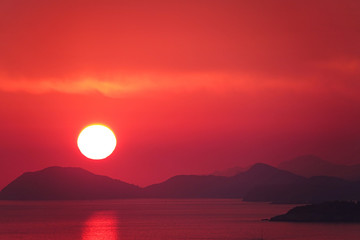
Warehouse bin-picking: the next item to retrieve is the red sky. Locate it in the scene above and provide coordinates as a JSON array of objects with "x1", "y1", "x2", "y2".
[{"x1": 0, "y1": 0, "x2": 360, "y2": 188}]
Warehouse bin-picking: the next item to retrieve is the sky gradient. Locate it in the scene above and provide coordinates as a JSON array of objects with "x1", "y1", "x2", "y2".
[{"x1": 0, "y1": 0, "x2": 360, "y2": 188}]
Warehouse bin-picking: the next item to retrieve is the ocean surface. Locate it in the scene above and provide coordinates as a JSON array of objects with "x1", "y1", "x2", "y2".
[{"x1": 0, "y1": 199, "x2": 359, "y2": 240}]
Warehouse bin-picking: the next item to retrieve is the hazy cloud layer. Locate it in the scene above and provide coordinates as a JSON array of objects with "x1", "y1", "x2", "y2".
[{"x1": 0, "y1": 0, "x2": 359, "y2": 95}]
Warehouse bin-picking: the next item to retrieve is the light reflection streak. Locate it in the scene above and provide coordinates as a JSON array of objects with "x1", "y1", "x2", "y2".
[{"x1": 82, "y1": 211, "x2": 119, "y2": 240}]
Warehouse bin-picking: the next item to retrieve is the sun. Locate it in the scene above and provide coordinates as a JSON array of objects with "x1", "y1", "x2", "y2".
[{"x1": 77, "y1": 124, "x2": 117, "y2": 160}]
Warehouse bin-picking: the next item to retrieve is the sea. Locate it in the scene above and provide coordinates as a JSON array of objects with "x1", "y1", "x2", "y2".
[{"x1": 0, "y1": 199, "x2": 358, "y2": 240}]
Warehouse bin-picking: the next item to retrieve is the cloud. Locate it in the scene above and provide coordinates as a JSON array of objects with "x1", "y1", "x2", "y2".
[
  {"x1": 318, "y1": 58, "x2": 360, "y2": 75},
  {"x1": 0, "y1": 71, "x2": 321, "y2": 97},
  {"x1": 1, "y1": 0, "x2": 359, "y2": 78},
  {"x1": 0, "y1": 0, "x2": 359, "y2": 100}
]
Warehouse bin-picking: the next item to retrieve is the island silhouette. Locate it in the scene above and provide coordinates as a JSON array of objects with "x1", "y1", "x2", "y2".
[{"x1": 270, "y1": 201, "x2": 360, "y2": 222}]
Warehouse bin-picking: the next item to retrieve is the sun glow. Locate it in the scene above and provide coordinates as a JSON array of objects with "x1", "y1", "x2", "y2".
[{"x1": 77, "y1": 124, "x2": 117, "y2": 160}]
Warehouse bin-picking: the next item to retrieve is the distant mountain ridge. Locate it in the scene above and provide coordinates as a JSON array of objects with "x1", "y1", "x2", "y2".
[
  {"x1": 2, "y1": 160, "x2": 360, "y2": 203},
  {"x1": 0, "y1": 164, "x2": 304, "y2": 200},
  {"x1": 242, "y1": 155, "x2": 360, "y2": 203},
  {"x1": 144, "y1": 163, "x2": 305, "y2": 198},
  {"x1": 278, "y1": 155, "x2": 360, "y2": 181},
  {"x1": 211, "y1": 166, "x2": 248, "y2": 177},
  {"x1": 243, "y1": 175, "x2": 360, "y2": 203},
  {"x1": 210, "y1": 155, "x2": 360, "y2": 181}
]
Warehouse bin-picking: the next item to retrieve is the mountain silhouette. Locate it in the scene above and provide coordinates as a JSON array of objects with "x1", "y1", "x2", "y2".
[
  {"x1": 1, "y1": 163, "x2": 359, "y2": 202},
  {"x1": 278, "y1": 155, "x2": 360, "y2": 181},
  {"x1": 143, "y1": 175, "x2": 229, "y2": 198},
  {"x1": 223, "y1": 163, "x2": 305, "y2": 198},
  {"x1": 0, "y1": 166, "x2": 141, "y2": 200},
  {"x1": 211, "y1": 166, "x2": 248, "y2": 177},
  {"x1": 144, "y1": 163, "x2": 305, "y2": 198},
  {"x1": 0, "y1": 163, "x2": 304, "y2": 200},
  {"x1": 243, "y1": 175, "x2": 360, "y2": 203}
]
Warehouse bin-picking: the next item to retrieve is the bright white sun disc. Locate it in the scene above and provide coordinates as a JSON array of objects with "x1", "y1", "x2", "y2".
[{"x1": 77, "y1": 124, "x2": 117, "y2": 160}]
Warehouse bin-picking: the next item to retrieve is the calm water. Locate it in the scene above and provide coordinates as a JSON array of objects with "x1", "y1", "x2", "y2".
[{"x1": 0, "y1": 199, "x2": 359, "y2": 240}]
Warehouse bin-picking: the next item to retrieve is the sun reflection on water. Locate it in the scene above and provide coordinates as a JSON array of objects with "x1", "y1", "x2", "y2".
[{"x1": 82, "y1": 211, "x2": 119, "y2": 240}]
